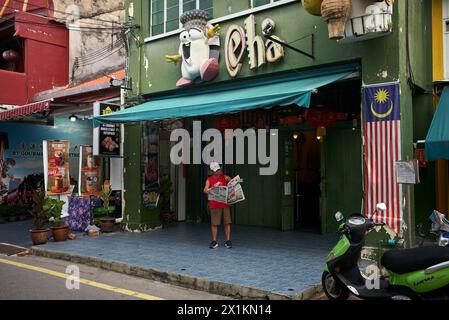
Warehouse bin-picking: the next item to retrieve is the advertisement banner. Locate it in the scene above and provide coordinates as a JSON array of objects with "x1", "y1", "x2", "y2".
[
  {"x1": 44, "y1": 140, "x2": 71, "y2": 196},
  {"x1": 78, "y1": 145, "x2": 102, "y2": 196},
  {"x1": 94, "y1": 103, "x2": 121, "y2": 157},
  {"x1": 141, "y1": 123, "x2": 160, "y2": 208}
]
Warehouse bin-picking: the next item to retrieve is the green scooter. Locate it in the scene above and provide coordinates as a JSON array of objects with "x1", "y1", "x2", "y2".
[{"x1": 323, "y1": 203, "x2": 449, "y2": 300}]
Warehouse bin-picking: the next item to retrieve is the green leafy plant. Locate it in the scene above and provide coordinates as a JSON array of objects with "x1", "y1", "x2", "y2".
[
  {"x1": 44, "y1": 197, "x2": 66, "y2": 227},
  {"x1": 99, "y1": 180, "x2": 114, "y2": 217},
  {"x1": 31, "y1": 190, "x2": 48, "y2": 230},
  {"x1": 8, "y1": 204, "x2": 28, "y2": 219},
  {"x1": 6, "y1": 205, "x2": 19, "y2": 221}
]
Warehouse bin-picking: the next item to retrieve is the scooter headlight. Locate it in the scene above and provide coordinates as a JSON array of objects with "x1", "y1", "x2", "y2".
[{"x1": 439, "y1": 235, "x2": 449, "y2": 247}]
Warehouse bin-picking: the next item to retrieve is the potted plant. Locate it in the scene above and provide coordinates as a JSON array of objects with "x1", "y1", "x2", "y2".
[
  {"x1": 45, "y1": 197, "x2": 68, "y2": 242},
  {"x1": 30, "y1": 190, "x2": 50, "y2": 245},
  {"x1": 99, "y1": 180, "x2": 116, "y2": 232}
]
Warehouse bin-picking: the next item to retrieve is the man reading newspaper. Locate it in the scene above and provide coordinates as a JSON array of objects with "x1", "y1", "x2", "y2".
[{"x1": 203, "y1": 162, "x2": 233, "y2": 249}]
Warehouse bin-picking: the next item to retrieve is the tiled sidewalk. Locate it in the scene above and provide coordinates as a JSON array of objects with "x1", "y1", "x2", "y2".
[{"x1": 36, "y1": 223, "x2": 337, "y2": 298}]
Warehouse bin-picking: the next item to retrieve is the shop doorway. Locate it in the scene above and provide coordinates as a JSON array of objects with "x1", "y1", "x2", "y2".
[{"x1": 293, "y1": 131, "x2": 322, "y2": 233}]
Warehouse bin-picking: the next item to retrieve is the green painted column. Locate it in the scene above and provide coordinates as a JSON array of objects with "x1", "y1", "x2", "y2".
[
  {"x1": 122, "y1": 124, "x2": 162, "y2": 232},
  {"x1": 123, "y1": 0, "x2": 162, "y2": 232}
]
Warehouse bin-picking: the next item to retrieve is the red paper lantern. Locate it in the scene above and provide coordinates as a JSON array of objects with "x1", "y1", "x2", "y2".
[
  {"x1": 415, "y1": 148, "x2": 428, "y2": 168},
  {"x1": 305, "y1": 106, "x2": 348, "y2": 128},
  {"x1": 215, "y1": 115, "x2": 240, "y2": 132}
]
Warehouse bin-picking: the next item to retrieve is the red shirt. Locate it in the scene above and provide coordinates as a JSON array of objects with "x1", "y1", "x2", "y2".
[{"x1": 207, "y1": 175, "x2": 230, "y2": 209}]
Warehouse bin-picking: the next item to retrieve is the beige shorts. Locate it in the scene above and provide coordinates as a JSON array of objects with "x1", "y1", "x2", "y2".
[{"x1": 210, "y1": 208, "x2": 232, "y2": 226}]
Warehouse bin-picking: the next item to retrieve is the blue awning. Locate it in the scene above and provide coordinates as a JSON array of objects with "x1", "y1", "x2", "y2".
[
  {"x1": 426, "y1": 87, "x2": 449, "y2": 161},
  {"x1": 93, "y1": 65, "x2": 357, "y2": 127}
]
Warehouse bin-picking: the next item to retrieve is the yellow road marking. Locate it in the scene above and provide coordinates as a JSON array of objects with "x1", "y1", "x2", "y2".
[{"x1": 0, "y1": 258, "x2": 164, "y2": 300}]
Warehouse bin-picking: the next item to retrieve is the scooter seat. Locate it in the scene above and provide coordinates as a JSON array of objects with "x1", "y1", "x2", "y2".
[{"x1": 381, "y1": 246, "x2": 449, "y2": 274}]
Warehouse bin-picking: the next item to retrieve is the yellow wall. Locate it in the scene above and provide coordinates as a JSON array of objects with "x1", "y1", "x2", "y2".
[
  {"x1": 432, "y1": 1, "x2": 449, "y2": 214},
  {"x1": 433, "y1": 0, "x2": 444, "y2": 81}
]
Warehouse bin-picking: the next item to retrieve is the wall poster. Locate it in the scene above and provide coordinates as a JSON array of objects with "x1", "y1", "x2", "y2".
[
  {"x1": 44, "y1": 140, "x2": 71, "y2": 196},
  {"x1": 141, "y1": 123, "x2": 160, "y2": 208}
]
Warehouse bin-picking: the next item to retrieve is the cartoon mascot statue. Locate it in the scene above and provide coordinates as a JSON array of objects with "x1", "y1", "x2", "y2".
[{"x1": 165, "y1": 9, "x2": 220, "y2": 87}]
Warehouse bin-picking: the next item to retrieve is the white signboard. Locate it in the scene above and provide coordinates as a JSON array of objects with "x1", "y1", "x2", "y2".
[{"x1": 395, "y1": 160, "x2": 420, "y2": 185}]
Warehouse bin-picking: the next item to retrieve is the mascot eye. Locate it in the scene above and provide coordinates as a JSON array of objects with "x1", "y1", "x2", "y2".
[
  {"x1": 188, "y1": 29, "x2": 203, "y2": 40},
  {"x1": 180, "y1": 31, "x2": 189, "y2": 41}
]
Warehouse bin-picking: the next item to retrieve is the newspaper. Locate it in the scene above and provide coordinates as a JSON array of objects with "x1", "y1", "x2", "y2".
[{"x1": 208, "y1": 175, "x2": 245, "y2": 205}]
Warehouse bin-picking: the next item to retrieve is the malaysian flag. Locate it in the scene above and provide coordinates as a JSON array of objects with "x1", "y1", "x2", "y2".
[{"x1": 363, "y1": 83, "x2": 403, "y2": 235}]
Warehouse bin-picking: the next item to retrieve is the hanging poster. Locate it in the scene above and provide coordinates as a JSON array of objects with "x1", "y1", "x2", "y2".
[
  {"x1": 141, "y1": 123, "x2": 160, "y2": 208},
  {"x1": 78, "y1": 145, "x2": 102, "y2": 196},
  {"x1": 93, "y1": 102, "x2": 121, "y2": 157},
  {"x1": 44, "y1": 140, "x2": 71, "y2": 196}
]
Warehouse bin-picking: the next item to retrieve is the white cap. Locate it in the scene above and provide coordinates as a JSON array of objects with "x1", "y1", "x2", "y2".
[{"x1": 210, "y1": 162, "x2": 221, "y2": 172}]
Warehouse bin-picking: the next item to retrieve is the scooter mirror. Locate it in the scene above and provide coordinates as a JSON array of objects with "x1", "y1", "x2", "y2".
[
  {"x1": 376, "y1": 203, "x2": 387, "y2": 212},
  {"x1": 335, "y1": 211, "x2": 344, "y2": 222}
]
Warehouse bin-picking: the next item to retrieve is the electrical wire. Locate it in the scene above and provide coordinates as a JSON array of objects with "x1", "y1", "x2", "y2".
[
  {"x1": 76, "y1": 38, "x2": 124, "y2": 62},
  {"x1": 287, "y1": 34, "x2": 313, "y2": 45},
  {"x1": 1, "y1": 16, "x2": 124, "y2": 32},
  {"x1": 0, "y1": 6, "x2": 121, "y2": 29},
  {"x1": 0, "y1": 4, "x2": 123, "y2": 29},
  {"x1": 76, "y1": 38, "x2": 125, "y2": 64},
  {"x1": 4, "y1": 0, "x2": 125, "y2": 26},
  {"x1": 404, "y1": 0, "x2": 416, "y2": 94},
  {"x1": 76, "y1": 44, "x2": 125, "y2": 67}
]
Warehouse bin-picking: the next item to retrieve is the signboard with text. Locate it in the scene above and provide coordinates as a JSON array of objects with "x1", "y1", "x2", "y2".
[{"x1": 93, "y1": 103, "x2": 121, "y2": 157}]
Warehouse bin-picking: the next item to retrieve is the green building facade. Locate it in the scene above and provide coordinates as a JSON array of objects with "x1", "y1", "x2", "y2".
[{"x1": 121, "y1": 0, "x2": 435, "y2": 244}]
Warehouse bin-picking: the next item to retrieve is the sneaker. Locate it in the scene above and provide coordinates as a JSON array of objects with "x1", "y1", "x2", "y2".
[
  {"x1": 209, "y1": 241, "x2": 219, "y2": 249},
  {"x1": 225, "y1": 240, "x2": 233, "y2": 249}
]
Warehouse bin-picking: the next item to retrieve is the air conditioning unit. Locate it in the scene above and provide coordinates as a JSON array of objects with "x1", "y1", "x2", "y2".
[{"x1": 337, "y1": 0, "x2": 393, "y2": 43}]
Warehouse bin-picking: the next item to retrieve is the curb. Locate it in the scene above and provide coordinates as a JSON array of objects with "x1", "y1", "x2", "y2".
[{"x1": 30, "y1": 246, "x2": 321, "y2": 300}]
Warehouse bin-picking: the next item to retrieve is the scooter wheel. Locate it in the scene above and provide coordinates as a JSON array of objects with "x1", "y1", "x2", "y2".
[{"x1": 322, "y1": 271, "x2": 350, "y2": 300}]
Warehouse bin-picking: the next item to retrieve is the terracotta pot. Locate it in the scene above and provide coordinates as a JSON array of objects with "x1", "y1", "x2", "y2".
[
  {"x1": 30, "y1": 229, "x2": 49, "y2": 245},
  {"x1": 321, "y1": 0, "x2": 351, "y2": 39},
  {"x1": 99, "y1": 217, "x2": 115, "y2": 233},
  {"x1": 51, "y1": 225, "x2": 69, "y2": 242}
]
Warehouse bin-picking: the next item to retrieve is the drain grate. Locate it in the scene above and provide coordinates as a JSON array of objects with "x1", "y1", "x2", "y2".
[{"x1": 0, "y1": 243, "x2": 28, "y2": 256}]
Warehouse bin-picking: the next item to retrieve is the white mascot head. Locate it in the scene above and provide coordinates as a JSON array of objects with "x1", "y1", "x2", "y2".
[{"x1": 169, "y1": 9, "x2": 220, "y2": 87}]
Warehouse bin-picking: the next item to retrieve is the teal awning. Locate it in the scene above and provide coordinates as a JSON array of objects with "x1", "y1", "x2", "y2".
[
  {"x1": 93, "y1": 65, "x2": 357, "y2": 127},
  {"x1": 426, "y1": 87, "x2": 449, "y2": 161}
]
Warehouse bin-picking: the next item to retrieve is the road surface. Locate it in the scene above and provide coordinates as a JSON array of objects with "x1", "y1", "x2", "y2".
[{"x1": 0, "y1": 254, "x2": 231, "y2": 300}]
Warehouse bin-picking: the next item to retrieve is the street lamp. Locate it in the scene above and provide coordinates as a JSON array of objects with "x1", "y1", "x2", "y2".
[{"x1": 69, "y1": 114, "x2": 78, "y2": 122}]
